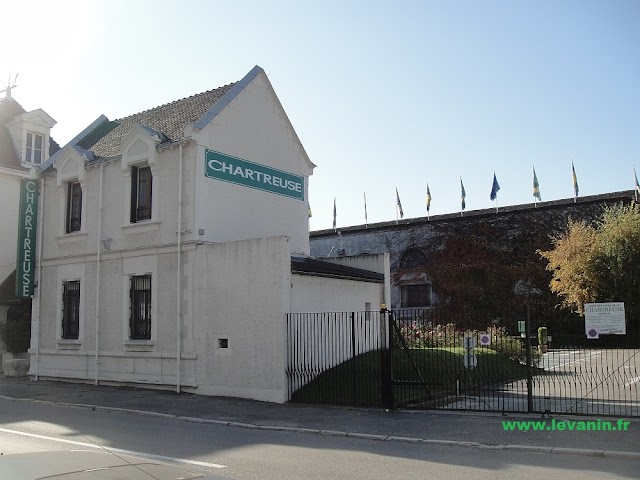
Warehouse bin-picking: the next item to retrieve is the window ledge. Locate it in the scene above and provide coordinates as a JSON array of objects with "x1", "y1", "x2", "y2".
[
  {"x1": 57, "y1": 232, "x2": 88, "y2": 244},
  {"x1": 57, "y1": 339, "x2": 82, "y2": 349},
  {"x1": 121, "y1": 221, "x2": 160, "y2": 234},
  {"x1": 124, "y1": 340, "x2": 155, "y2": 350}
]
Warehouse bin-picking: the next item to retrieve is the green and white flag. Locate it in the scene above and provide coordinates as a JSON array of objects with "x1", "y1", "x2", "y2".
[{"x1": 533, "y1": 167, "x2": 541, "y2": 202}]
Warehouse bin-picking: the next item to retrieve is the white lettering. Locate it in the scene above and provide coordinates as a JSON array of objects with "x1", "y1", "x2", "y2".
[
  {"x1": 272, "y1": 176, "x2": 281, "y2": 188},
  {"x1": 222, "y1": 162, "x2": 233, "y2": 174},
  {"x1": 286, "y1": 180, "x2": 295, "y2": 191},
  {"x1": 24, "y1": 250, "x2": 30, "y2": 262},
  {"x1": 263, "y1": 174, "x2": 272, "y2": 185},
  {"x1": 208, "y1": 159, "x2": 223, "y2": 172},
  {"x1": 295, "y1": 183, "x2": 302, "y2": 193},
  {"x1": 24, "y1": 227, "x2": 32, "y2": 237},
  {"x1": 25, "y1": 216, "x2": 32, "y2": 228},
  {"x1": 25, "y1": 204, "x2": 34, "y2": 215},
  {"x1": 26, "y1": 192, "x2": 34, "y2": 203},
  {"x1": 233, "y1": 166, "x2": 245, "y2": 178},
  {"x1": 26, "y1": 181, "x2": 36, "y2": 193},
  {"x1": 23, "y1": 238, "x2": 31, "y2": 250},
  {"x1": 22, "y1": 284, "x2": 29, "y2": 297},
  {"x1": 255, "y1": 171, "x2": 263, "y2": 182},
  {"x1": 22, "y1": 261, "x2": 30, "y2": 274},
  {"x1": 245, "y1": 169, "x2": 255, "y2": 180}
]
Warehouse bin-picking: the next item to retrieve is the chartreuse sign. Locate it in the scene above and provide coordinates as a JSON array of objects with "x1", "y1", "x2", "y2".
[
  {"x1": 205, "y1": 149, "x2": 304, "y2": 200},
  {"x1": 16, "y1": 179, "x2": 39, "y2": 298}
]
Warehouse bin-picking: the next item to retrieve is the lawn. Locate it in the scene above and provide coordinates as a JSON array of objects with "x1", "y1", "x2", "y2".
[{"x1": 290, "y1": 346, "x2": 531, "y2": 407}]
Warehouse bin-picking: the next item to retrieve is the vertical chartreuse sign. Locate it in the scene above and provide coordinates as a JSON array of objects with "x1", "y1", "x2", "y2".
[{"x1": 16, "y1": 178, "x2": 39, "y2": 298}]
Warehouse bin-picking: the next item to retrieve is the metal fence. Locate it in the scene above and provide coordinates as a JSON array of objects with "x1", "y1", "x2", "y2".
[{"x1": 286, "y1": 307, "x2": 640, "y2": 417}]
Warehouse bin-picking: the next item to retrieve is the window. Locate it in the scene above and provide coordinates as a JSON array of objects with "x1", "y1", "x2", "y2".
[
  {"x1": 130, "y1": 166, "x2": 152, "y2": 223},
  {"x1": 400, "y1": 284, "x2": 432, "y2": 308},
  {"x1": 62, "y1": 281, "x2": 80, "y2": 339},
  {"x1": 26, "y1": 132, "x2": 44, "y2": 164},
  {"x1": 399, "y1": 248, "x2": 428, "y2": 269},
  {"x1": 130, "y1": 275, "x2": 151, "y2": 340},
  {"x1": 66, "y1": 182, "x2": 82, "y2": 233}
]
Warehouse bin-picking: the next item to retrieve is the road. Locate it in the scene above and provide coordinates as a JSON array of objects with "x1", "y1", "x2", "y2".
[{"x1": 0, "y1": 398, "x2": 638, "y2": 479}]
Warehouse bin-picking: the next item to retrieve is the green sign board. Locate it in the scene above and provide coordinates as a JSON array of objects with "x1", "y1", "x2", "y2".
[
  {"x1": 205, "y1": 149, "x2": 304, "y2": 201},
  {"x1": 15, "y1": 179, "x2": 39, "y2": 299}
]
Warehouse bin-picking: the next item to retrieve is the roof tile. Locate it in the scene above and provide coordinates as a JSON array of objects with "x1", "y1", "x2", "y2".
[{"x1": 78, "y1": 83, "x2": 236, "y2": 158}]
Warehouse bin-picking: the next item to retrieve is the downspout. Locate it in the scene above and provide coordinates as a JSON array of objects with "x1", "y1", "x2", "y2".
[
  {"x1": 94, "y1": 163, "x2": 104, "y2": 386},
  {"x1": 34, "y1": 176, "x2": 45, "y2": 380},
  {"x1": 176, "y1": 144, "x2": 183, "y2": 393}
]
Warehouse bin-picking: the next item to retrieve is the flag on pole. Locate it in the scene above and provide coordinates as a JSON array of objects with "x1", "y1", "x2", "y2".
[
  {"x1": 396, "y1": 188, "x2": 404, "y2": 218},
  {"x1": 364, "y1": 192, "x2": 368, "y2": 226},
  {"x1": 332, "y1": 197, "x2": 336, "y2": 230},
  {"x1": 533, "y1": 167, "x2": 541, "y2": 202},
  {"x1": 489, "y1": 173, "x2": 500, "y2": 201},
  {"x1": 460, "y1": 177, "x2": 466, "y2": 211},
  {"x1": 426, "y1": 183, "x2": 432, "y2": 212},
  {"x1": 572, "y1": 161, "x2": 579, "y2": 199},
  {"x1": 634, "y1": 167, "x2": 640, "y2": 203}
]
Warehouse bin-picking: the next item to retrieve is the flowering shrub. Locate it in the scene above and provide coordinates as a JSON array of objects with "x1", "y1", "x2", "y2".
[{"x1": 394, "y1": 321, "x2": 540, "y2": 367}]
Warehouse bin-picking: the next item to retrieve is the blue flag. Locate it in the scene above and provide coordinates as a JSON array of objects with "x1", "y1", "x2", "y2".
[{"x1": 490, "y1": 173, "x2": 500, "y2": 201}]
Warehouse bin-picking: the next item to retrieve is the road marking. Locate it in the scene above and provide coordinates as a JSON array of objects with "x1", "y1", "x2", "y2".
[
  {"x1": 0, "y1": 427, "x2": 226, "y2": 469},
  {"x1": 547, "y1": 351, "x2": 599, "y2": 371},
  {"x1": 624, "y1": 376, "x2": 640, "y2": 387}
]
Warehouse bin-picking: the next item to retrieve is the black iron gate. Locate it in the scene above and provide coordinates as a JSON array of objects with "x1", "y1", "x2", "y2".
[{"x1": 286, "y1": 306, "x2": 640, "y2": 417}]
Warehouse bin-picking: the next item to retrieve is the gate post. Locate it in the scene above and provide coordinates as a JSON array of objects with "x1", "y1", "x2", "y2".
[
  {"x1": 525, "y1": 304, "x2": 534, "y2": 413},
  {"x1": 380, "y1": 305, "x2": 394, "y2": 409}
]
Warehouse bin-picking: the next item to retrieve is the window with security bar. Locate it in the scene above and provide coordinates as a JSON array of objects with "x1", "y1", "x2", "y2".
[
  {"x1": 400, "y1": 283, "x2": 432, "y2": 308},
  {"x1": 130, "y1": 275, "x2": 151, "y2": 340},
  {"x1": 130, "y1": 166, "x2": 152, "y2": 223},
  {"x1": 66, "y1": 182, "x2": 82, "y2": 233},
  {"x1": 62, "y1": 281, "x2": 80, "y2": 339}
]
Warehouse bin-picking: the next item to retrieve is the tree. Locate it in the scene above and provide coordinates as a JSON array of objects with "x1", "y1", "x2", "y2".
[{"x1": 539, "y1": 203, "x2": 640, "y2": 316}]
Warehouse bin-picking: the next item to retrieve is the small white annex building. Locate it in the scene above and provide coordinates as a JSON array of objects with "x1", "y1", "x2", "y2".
[{"x1": 31, "y1": 66, "x2": 389, "y2": 402}]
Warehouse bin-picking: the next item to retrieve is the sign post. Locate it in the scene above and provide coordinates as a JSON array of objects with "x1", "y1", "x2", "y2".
[{"x1": 15, "y1": 178, "x2": 39, "y2": 298}]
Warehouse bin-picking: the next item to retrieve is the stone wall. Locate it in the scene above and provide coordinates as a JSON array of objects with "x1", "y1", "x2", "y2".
[{"x1": 310, "y1": 191, "x2": 635, "y2": 313}]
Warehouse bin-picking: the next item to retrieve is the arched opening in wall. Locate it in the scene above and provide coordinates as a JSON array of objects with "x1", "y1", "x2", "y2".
[
  {"x1": 397, "y1": 247, "x2": 432, "y2": 308},
  {"x1": 398, "y1": 247, "x2": 428, "y2": 269}
]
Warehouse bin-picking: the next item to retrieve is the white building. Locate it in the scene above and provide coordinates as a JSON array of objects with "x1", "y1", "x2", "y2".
[
  {"x1": 0, "y1": 91, "x2": 58, "y2": 369},
  {"x1": 31, "y1": 66, "x2": 389, "y2": 402}
]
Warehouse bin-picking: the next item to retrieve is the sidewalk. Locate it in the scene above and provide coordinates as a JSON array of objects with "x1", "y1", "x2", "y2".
[{"x1": 1, "y1": 376, "x2": 639, "y2": 458}]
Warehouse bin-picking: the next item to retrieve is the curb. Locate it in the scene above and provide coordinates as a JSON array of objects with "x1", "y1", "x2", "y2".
[{"x1": 1, "y1": 394, "x2": 639, "y2": 460}]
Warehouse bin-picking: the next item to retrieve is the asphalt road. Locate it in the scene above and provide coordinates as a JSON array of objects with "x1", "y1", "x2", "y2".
[{"x1": 0, "y1": 398, "x2": 638, "y2": 479}]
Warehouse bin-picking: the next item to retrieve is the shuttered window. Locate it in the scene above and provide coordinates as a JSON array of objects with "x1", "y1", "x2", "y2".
[
  {"x1": 130, "y1": 275, "x2": 151, "y2": 340},
  {"x1": 62, "y1": 281, "x2": 80, "y2": 339}
]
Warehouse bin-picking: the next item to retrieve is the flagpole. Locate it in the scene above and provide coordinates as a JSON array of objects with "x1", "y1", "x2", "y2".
[
  {"x1": 495, "y1": 198, "x2": 499, "y2": 213},
  {"x1": 364, "y1": 192, "x2": 368, "y2": 228}
]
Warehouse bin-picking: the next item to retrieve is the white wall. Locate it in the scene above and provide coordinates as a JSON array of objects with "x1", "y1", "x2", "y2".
[
  {"x1": 320, "y1": 253, "x2": 391, "y2": 308},
  {"x1": 191, "y1": 236, "x2": 291, "y2": 403},
  {"x1": 193, "y1": 71, "x2": 313, "y2": 256},
  {"x1": 290, "y1": 275, "x2": 384, "y2": 314}
]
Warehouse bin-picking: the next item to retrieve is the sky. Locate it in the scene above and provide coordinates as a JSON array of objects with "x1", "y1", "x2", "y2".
[{"x1": 2, "y1": 0, "x2": 639, "y2": 231}]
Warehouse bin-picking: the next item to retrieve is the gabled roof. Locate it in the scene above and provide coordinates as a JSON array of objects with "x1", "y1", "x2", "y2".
[{"x1": 77, "y1": 82, "x2": 237, "y2": 159}]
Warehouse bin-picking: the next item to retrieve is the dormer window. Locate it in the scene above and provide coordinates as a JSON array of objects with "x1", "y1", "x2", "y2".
[{"x1": 26, "y1": 132, "x2": 44, "y2": 164}]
